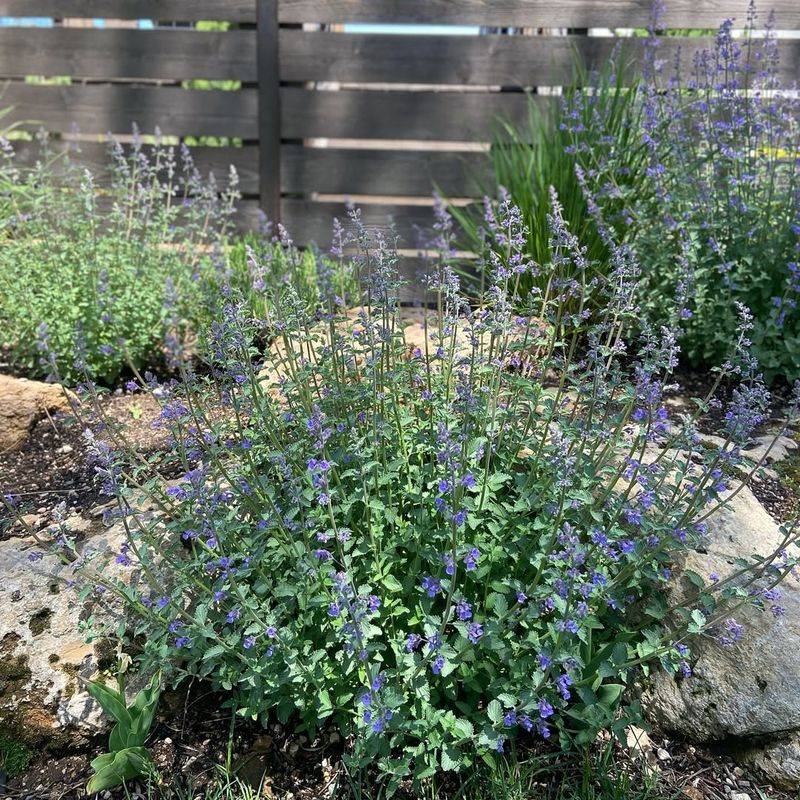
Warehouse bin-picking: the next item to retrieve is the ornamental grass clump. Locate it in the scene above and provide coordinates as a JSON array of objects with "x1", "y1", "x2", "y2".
[
  {"x1": 30, "y1": 197, "x2": 799, "y2": 784},
  {"x1": 0, "y1": 130, "x2": 239, "y2": 384}
]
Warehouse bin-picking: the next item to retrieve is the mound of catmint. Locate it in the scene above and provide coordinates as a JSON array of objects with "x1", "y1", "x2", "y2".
[{"x1": 27, "y1": 195, "x2": 799, "y2": 782}]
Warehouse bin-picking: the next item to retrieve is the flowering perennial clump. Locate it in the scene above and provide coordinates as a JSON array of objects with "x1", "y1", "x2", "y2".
[
  {"x1": 22, "y1": 196, "x2": 800, "y2": 781},
  {"x1": 603, "y1": 2, "x2": 800, "y2": 379}
]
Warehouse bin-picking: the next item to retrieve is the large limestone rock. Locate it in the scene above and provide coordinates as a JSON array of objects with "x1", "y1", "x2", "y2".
[
  {"x1": 643, "y1": 485, "x2": 800, "y2": 786},
  {"x1": 0, "y1": 516, "x2": 133, "y2": 748},
  {"x1": 736, "y1": 735, "x2": 800, "y2": 791},
  {"x1": 0, "y1": 374, "x2": 75, "y2": 452}
]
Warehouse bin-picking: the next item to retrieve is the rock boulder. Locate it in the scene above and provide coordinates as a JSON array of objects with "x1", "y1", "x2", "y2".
[
  {"x1": 0, "y1": 374, "x2": 75, "y2": 452},
  {"x1": 643, "y1": 485, "x2": 800, "y2": 786}
]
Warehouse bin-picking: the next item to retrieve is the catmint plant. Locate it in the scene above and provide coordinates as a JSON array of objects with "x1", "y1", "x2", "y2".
[
  {"x1": 0, "y1": 128, "x2": 239, "y2": 384},
  {"x1": 613, "y1": 2, "x2": 800, "y2": 380},
  {"x1": 18, "y1": 197, "x2": 799, "y2": 785}
]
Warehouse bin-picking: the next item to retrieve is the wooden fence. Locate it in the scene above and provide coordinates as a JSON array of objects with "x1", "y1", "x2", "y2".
[{"x1": 0, "y1": 1, "x2": 798, "y2": 250}]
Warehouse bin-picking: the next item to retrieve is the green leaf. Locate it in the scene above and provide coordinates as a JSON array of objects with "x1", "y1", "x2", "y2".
[
  {"x1": 441, "y1": 746, "x2": 460, "y2": 771},
  {"x1": 382, "y1": 575, "x2": 403, "y2": 592},
  {"x1": 84, "y1": 680, "x2": 133, "y2": 729},
  {"x1": 597, "y1": 683, "x2": 625, "y2": 708},
  {"x1": 486, "y1": 700, "x2": 503, "y2": 725},
  {"x1": 451, "y1": 718, "x2": 474, "y2": 742},
  {"x1": 86, "y1": 747, "x2": 151, "y2": 793},
  {"x1": 202, "y1": 644, "x2": 228, "y2": 661}
]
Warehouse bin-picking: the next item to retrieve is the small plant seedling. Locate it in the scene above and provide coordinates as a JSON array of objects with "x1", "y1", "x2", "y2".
[{"x1": 84, "y1": 671, "x2": 161, "y2": 793}]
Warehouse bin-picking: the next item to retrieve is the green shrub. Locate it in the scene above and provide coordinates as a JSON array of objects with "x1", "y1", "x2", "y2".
[
  {"x1": 0, "y1": 132, "x2": 239, "y2": 384},
  {"x1": 33, "y1": 200, "x2": 798, "y2": 787}
]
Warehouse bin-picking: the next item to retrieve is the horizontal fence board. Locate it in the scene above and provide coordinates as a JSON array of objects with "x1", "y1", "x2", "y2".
[
  {"x1": 278, "y1": 199, "x2": 441, "y2": 248},
  {"x1": 281, "y1": 87, "x2": 545, "y2": 142},
  {"x1": 11, "y1": 139, "x2": 483, "y2": 198},
  {"x1": 278, "y1": 0, "x2": 800, "y2": 28},
  {"x1": 1, "y1": 83, "x2": 257, "y2": 138},
  {"x1": 281, "y1": 145, "x2": 489, "y2": 196},
  {"x1": 1, "y1": 28, "x2": 797, "y2": 87},
  {"x1": 4, "y1": 0, "x2": 793, "y2": 28},
  {"x1": 0, "y1": 28, "x2": 256, "y2": 81},
  {"x1": 237, "y1": 200, "x2": 437, "y2": 302},
  {"x1": 0, "y1": 1, "x2": 255, "y2": 21},
  {"x1": 281, "y1": 30, "x2": 800, "y2": 86},
  {"x1": 11, "y1": 140, "x2": 258, "y2": 192}
]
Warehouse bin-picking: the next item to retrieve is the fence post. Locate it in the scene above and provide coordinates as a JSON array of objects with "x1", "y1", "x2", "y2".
[{"x1": 257, "y1": 0, "x2": 281, "y2": 224}]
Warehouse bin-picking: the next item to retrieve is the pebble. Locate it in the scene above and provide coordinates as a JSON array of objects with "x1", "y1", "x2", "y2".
[
  {"x1": 57, "y1": 444, "x2": 73, "y2": 454},
  {"x1": 729, "y1": 793, "x2": 751, "y2": 800}
]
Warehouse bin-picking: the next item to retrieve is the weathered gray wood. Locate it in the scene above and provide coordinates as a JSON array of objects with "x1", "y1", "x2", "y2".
[
  {"x1": 257, "y1": 0, "x2": 281, "y2": 222},
  {"x1": 11, "y1": 140, "x2": 258, "y2": 192},
  {"x1": 0, "y1": 28, "x2": 255, "y2": 81},
  {"x1": 281, "y1": 31, "x2": 800, "y2": 86},
  {"x1": 0, "y1": 1, "x2": 255, "y2": 21},
  {"x1": 13, "y1": 140, "x2": 486, "y2": 199},
  {"x1": 4, "y1": 0, "x2": 795, "y2": 28},
  {"x1": 278, "y1": 199, "x2": 443, "y2": 248},
  {"x1": 278, "y1": 0, "x2": 800, "y2": 27},
  {"x1": 281, "y1": 145, "x2": 489, "y2": 197},
  {"x1": 281, "y1": 87, "x2": 546, "y2": 142},
  {"x1": 1, "y1": 84, "x2": 258, "y2": 138},
  {"x1": 1, "y1": 28, "x2": 797, "y2": 87}
]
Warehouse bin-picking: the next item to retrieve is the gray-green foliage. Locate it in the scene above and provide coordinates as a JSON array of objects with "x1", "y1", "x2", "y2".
[
  {"x1": 36, "y1": 200, "x2": 797, "y2": 788},
  {"x1": 0, "y1": 131, "x2": 238, "y2": 385}
]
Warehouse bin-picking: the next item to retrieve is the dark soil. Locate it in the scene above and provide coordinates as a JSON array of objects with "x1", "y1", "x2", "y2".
[
  {"x1": 6, "y1": 701, "x2": 796, "y2": 800},
  {"x1": 0, "y1": 412, "x2": 101, "y2": 537},
  {"x1": 5, "y1": 682, "x2": 347, "y2": 800},
  {"x1": 0, "y1": 393, "x2": 167, "y2": 539}
]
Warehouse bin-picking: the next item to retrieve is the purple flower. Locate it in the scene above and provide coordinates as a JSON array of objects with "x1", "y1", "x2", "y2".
[
  {"x1": 442, "y1": 553, "x2": 455, "y2": 576},
  {"x1": 456, "y1": 600, "x2": 473, "y2": 621},
  {"x1": 467, "y1": 622, "x2": 484, "y2": 644},
  {"x1": 464, "y1": 547, "x2": 480, "y2": 571},
  {"x1": 243, "y1": 635, "x2": 256, "y2": 649},
  {"x1": 405, "y1": 633, "x2": 422, "y2": 652},
  {"x1": 431, "y1": 655, "x2": 445, "y2": 674},
  {"x1": 538, "y1": 698, "x2": 554, "y2": 719},
  {"x1": 538, "y1": 653, "x2": 552, "y2": 670},
  {"x1": 421, "y1": 576, "x2": 442, "y2": 598}
]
